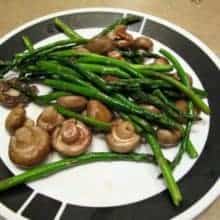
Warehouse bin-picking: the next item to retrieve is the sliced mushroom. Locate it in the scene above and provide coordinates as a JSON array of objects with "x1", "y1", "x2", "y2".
[
  {"x1": 73, "y1": 46, "x2": 90, "y2": 53},
  {"x1": 133, "y1": 36, "x2": 153, "y2": 51},
  {"x1": 154, "y1": 57, "x2": 169, "y2": 65},
  {"x1": 85, "y1": 36, "x2": 114, "y2": 54},
  {"x1": 175, "y1": 100, "x2": 188, "y2": 113},
  {"x1": 9, "y1": 124, "x2": 51, "y2": 167},
  {"x1": 57, "y1": 95, "x2": 88, "y2": 111},
  {"x1": 87, "y1": 100, "x2": 113, "y2": 123},
  {"x1": 140, "y1": 104, "x2": 161, "y2": 114},
  {"x1": 37, "y1": 106, "x2": 64, "y2": 133},
  {"x1": 5, "y1": 105, "x2": 26, "y2": 134},
  {"x1": 52, "y1": 119, "x2": 92, "y2": 156},
  {"x1": 156, "y1": 128, "x2": 182, "y2": 148},
  {"x1": 106, "y1": 119, "x2": 140, "y2": 153}
]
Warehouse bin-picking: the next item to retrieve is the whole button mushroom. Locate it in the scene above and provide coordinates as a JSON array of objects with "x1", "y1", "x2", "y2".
[
  {"x1": 106, "y1": 119, "x2": 140, "y2": 153},
  {"x1": 57, "y1": 95, "x2": 88, "y2": 111},
  {"x1": 85, "y1": 36, "x2": 114, "y2": 54},
  {"x1": 9, "y1": 124, "x2": 51, "y2": 167},
  {"x1": 52, "y1": 119, "x2": 92, "y2": 156},
  {"x1": 37, "y1": 106, "x2": 64, "y2": 133},
  {"x1": 87, "y1": 100, "x2": 113, "y2": 123},
  {"x1": 156, "y1": 128, "x2": 182, "y2": 148},
  {"x1": 133, "y1": 36, "x2": 153, "y2": 51},
  {"x1": 5, "y1": 105, "x2": 26, "y2": 134}
]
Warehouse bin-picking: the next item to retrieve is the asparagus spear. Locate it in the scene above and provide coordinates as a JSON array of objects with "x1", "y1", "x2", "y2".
[
  {"x1": 0, "y1": 152, "x2": 155, "y2": 192},
  {"x1": 95, "y1": 15, "x2": 141, "y2": 38},
  {"x1": 54, "y1": 18, "x2": 84, "y2": 40}
]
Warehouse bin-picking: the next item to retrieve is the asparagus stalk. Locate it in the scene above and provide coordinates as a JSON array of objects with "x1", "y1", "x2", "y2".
[
  {"x1": 160, "y1": 49, "x2": 198, "y2": 163},
  {"x1": 22, "y1": 36, "x2": 34, "y2": 52},
  {"x1": 54, "y1": 18, "x2": 84, "y2": 40},
  {"x1": 0, "y1": 152, "x2": 155, "y2": 192},
  {"x1": 95, "y1": 15, "x2": 141, "y2": 37}
]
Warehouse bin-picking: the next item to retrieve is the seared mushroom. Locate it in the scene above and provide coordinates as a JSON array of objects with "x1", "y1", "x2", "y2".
[
  {"x1": 5, "y1": 105, "x2": 26, "y2": 134},
  {"x1": 9, "y1": 124, "x2": 51, "y2": 167},
  {"x1": 140, "y1": 104, "x2": 161, "y2": 114},
  {"x1": 52, "y1": 119, "x2": 92, "y2": 156},
  {"x1": 110, "y1": 25, "x2": 134, "y2": 49},
  {"x1": 154, "y1": 57, "x2": 169, "y2": 65},
  {"x1": 37, "y1": 106, "x2": 64, "y2": 133},
  {"x1": 175, "y1": 100, "x2": 188, "y2": 113},
  {"x1": 85, "y1": 36, "x2": 114, "y2": 54},
  {"x1": 133, "y1": 36, "x2": 153, "y2": 51},
  {"x1": 106, "y1": 119, "x2": 140, "y2": 153},
  {"x1": 156, "y1": 128, "x2": 182, "y2": 148},
  {"x1": 73, "y1": 46, "x2": 90, "y2": 53},
  {"x1": 87, "y1": 100, "x2": 113, "y2": 122},
  {"x1": 107, "y1": 50, "x2": 124, "y2": 60},
  {"x1": 103, "y1": 75, "x2": 119, "y2": 82},
  {"x1": 57, "y1": 95, "x2": 88, "y2": 111}
]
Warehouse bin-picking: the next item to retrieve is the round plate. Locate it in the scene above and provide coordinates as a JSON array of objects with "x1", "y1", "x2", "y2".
[{"x1": 0, "y1": 8, "x2": 219, "y2": 220}]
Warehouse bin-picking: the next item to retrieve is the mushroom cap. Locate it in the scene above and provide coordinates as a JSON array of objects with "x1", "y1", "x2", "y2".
[
  {"x1": 9, "y1": 125, "x2": 51, "y2": 167},
  {"x1": 37, "y1": 106, "x2": 64, "y2": 133},
  {"x1": 175, "y1": 100, "x2": 188, "y2": 113},
  {"x1": 5, "y1": 105, "x2": 26, "y2": 134},
  {"x1": 87, "y1": 100, "x2": 113, "y2": 123},
  {"x1": 106, "y1": 119, "x2": 140, "y2": 153},
  {"x1": 133, "y1": 36, "x2": 153, "y2": 51},
  {"x1": 154, "y1": 57, "x2": 169, "y2": 65},
  {"x1": 85, "y1": 36, "x2": 114, "y2": 54},
  {"x1": 156, "y1": 128, "x2": 182, "y2": 148},
  {"x1": 57, "y1": 95, "x2": 88, "y2": 111},
  {"x1": 52, "y1": 119, "x2": 92, "y2": 156}
]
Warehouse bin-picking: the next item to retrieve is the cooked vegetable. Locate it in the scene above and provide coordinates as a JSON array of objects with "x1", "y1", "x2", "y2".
[
  {"x1": 85, "y1": 36, "x2": 114, "y2": 54},
  {"x1": 106, "y1": 119, "x2": 140, "y2": 153},
  {"x1": 133, "y1": 36, "x2": 153, "y2": 51},
  {"x1": 0, "y1": 152, "x2": 155, "y2": 192},
  {"x1": 57, "y1": 95, "x2": 88, "y2": 111},
  {"x1": 5, "y1": 105, "x2": 26, "y2": 134},
  {"x1": 9, "y1": 124, "x2": 51, "y2": 167},
  {"x1": 37, "y1": 106, "x2": 64, "y2": 133},
  {"x1": 154, "y1": 57, "x2": 169, "y2": 65},
  {"x1": 175, "y1": 99, "x2": 188, "y2": 113},
  {"x1": 156, "y1": 128, "x2": 182, "y2": 148},
  {"x1": 52, "y1": 119, "x2": 92, "y2": 156},
  {"x1": 87, "y1": 100, "x2": 113, "y2": 123}
]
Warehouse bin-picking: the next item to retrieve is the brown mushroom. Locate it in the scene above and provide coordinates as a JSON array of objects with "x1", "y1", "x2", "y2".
[
  {"x1": 52, "y1": 119, "x2": 92, "y2": 156},
  {"x1": 87, "y1": 100, "x2": 113, "y2": 123},
  {"x1": 5, "y1": 105, "x2": 26, "y2": 134},
  {"x1": 175, "y1": 100, "x2": 188, "y2": 113},
  {"x1": 107, "y1": 50, "x2": 124, "y2": 60},
  {"x1": 103, "y1": 75, "x2": 119, "y2": 82},
  {"x1": 57, "y1": 95, "x2": 88, "y2": 111},
  {"x1": 9, "y1": 124, "x2": 51, "y2": 167},
  {"x1": 106, "y1": 119, "x2": 140, "y2": 153},
  {"x1": 156, "y1": 128, "x2": 182, "y2": 148},
  {"x1": 154, "y1": 57, "x2": 169, "y2": 65},
  {"x1": 73, "y1": 46, "x2": 90, "y2": 53},
  {"x1": 85, "y1": 36, "x2": 114, "y2": 54},
  {"x1": 140, "y1": 104, "x2": 161, "y2": 114},
  {"x1": 37, "y1": 106, "x2": 64, "y2": 133},
  {"x1": 111, "y1": 25, "x2": 134, "y2": 49},
  {"x1": 133, "y1": 36, "x2": 153, "y2": 51}
]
